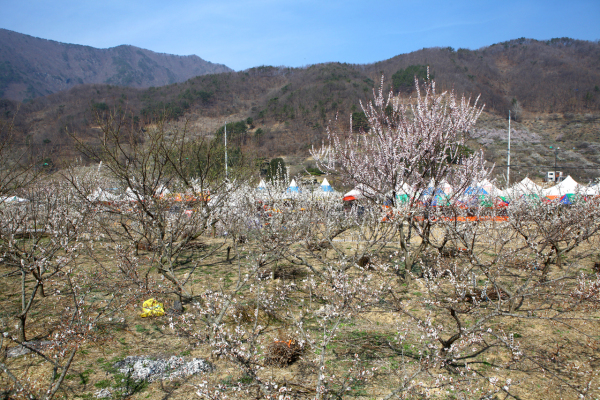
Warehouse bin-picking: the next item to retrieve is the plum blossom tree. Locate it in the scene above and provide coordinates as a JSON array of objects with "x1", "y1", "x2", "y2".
[
  {"x1": 0, "y1": 173, "x2": 137, "y2": 400},
  {"x1": 307, "y1": 75, "x2": 600, "y2": 398},
  {"x1": 311, "y1": 74, "x2": 489, "y2": 275},
  {"x1": 70, "y1": 109, "x2": 252, "y2": 303}
]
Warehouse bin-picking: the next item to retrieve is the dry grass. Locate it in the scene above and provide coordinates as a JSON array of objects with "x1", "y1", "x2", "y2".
[{"x1": 1, "y1": 229, "x2": 600, "y2": 399}]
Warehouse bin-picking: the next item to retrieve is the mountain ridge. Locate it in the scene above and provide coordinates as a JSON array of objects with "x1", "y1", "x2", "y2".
[
  {"x1": 0, "y1": 28, "x2": 232, "y2": 101},
  {"x1": 1, "y1": 35, "x2": 600, "y2": 182}
]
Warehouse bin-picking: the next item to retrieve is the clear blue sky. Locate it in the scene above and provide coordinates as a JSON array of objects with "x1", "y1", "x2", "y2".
[{"x1": 1, "y1": 0, "x2": 599, "y2": 71}]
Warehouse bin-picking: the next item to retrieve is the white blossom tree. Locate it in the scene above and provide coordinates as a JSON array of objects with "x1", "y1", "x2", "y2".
[{"x1": 312, "y1": 74, "x2": 489, "y2": 275}]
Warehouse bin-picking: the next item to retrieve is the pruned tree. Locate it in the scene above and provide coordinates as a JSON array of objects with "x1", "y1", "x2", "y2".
[
  {"x1": 0, "y1": 173, "x2": 135, "y2": 400},
  {"x1": 70, "y1": 108, "x2": 254, "y2": 302}
]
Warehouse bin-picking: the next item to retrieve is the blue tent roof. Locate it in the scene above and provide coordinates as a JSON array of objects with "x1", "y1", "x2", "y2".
[
  {"x1": 320, "y1": 178, "x2": 334, "y2": 192},
  {"x1": 286, "y1": 179, "x2": 300, "y2": 193},
  {"x1": 464, "y1": 186, "x2": 488, "y2": 196},
  {"x1": 421, "y1": 187, "x2": 445, "y2": 196}
]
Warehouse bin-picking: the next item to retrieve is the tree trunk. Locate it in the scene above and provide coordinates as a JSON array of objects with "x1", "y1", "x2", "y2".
[
  {"x1": 18, "y1": 314, "x2": 26, "y2": 342},
  {"x1": 19, "y1": 271, "x2": 27, "y2": 342}
]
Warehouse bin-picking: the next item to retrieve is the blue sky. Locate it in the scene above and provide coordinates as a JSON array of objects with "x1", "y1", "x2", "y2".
[{"x1": 1, "y1": 0, "x2": 599, "y2": 71}]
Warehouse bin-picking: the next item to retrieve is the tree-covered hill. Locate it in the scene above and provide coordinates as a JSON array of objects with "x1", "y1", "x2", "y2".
[{"x1": 2, "y1": 37, "x2": 600, "y2": 182}]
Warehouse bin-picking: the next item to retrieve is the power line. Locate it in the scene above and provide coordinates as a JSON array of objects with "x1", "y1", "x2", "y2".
[{"x1": 496, "y1": 165, "x2": 600, "y2": 170}]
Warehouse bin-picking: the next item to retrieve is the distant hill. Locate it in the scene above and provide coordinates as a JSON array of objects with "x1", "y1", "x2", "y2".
[
  {"x1": 2, "y1": 37, "x2": 600, "y2": 182},
  {"x1": 0, "y1": 29, "x2": 232, "y2": 101}
]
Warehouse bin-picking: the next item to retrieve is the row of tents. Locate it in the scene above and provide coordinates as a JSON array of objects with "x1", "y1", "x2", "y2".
[
  {"x1": 257, "y1": 178, "x2": 335, "y2": 194},
  {"x1": 82, "y1": 175, "x2": 599, "y2": 207},
  {"x1": 333, "y1": 177, "x2": 599, "y2": 206}
]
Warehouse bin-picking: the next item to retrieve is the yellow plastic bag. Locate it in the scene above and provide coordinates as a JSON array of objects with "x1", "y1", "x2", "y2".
[{"x1": 140, "y1": 298, "x2": 165, "y2": 318}]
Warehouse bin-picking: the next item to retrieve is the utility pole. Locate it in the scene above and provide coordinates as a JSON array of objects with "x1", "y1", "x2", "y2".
[
  {"x1": 554, "y1": 146, "x2": 560, "y2": 177},
  {"x1": 507, "y1": 111, "x2": 511, "y2": 188},
  {"x1": 224, "y1": 122, "x2": 228, "y2": 180}
]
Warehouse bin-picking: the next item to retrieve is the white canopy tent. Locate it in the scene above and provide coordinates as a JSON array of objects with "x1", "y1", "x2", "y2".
[
  {"x1": 88, "y1": 188, "x2": 121, "y2": 203},
  {"x1": 124, "y1": 187, "x2": 144, "y2": 202},
  {"x1": 287, "y1": 179, "x2": 300, "y2": 193},
  {"x1": 477, "y1": 179, "x2": 501, "y2": 196},
  {"x1": 542, "y1": 176, "x2": 582, "y2": 198},
  {"x1": 0, "y1": 195, "x2": 28, "y2": 203},
  {"x1": 256, "y1": 179, "x2": 267, "y2": 190},
  {"x1": 582, "y1": 183, "x2": 600, "y2": 196},
  {"x1": 320, "y1": 178, "x2": 334, "y2": 193},
  {"x1": 343, "y1": 183, "x2": 380, "y2": 201},
  {"x1": 343, "y1": 188, "x2": 364, "y2": 201},
  {"x1": 155, "y1": 185, "x2": 171, "y2": 197},
  {"x1": 503, "y1": 177, "x2": 544, "y2": 198},
  {"x1": 396, "y1": 182, "x2": 414, "y2": 197},
  {"x1": 439, "y1": 179, "x2": 453, "y2": 194}
]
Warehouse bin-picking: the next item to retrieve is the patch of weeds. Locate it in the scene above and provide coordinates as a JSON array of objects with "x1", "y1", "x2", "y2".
[
  {"x1": 180, "y1": 350, "x2": 191, "y2": 356},
  {"x1": 80, "y1": 349, "x2": 90, "y2": 355},
  {"x1": 94, "y1": 379, "x2": 112, "y2": 389},
  {"x1": 350, "y1": 381, "x2": 368, "y2": 396},
  {"x1": 79, "y1": 368, "x2": 94, "y2": 385},
  {"x1": 64, "y1": 374, "x2": 78, "y2": 381},
  {"x1": 100, "y1": 357, "x2": 121, "y2": 373},
  {"x1": 111, "y1": 370, "x2": 149, "y2": 398},
  {"x1": 220, "y1": 375, "x2": 233, "y2": 386},
  {"x1": 135, "y1": 324, "x2": 147, "y2": 333},
  {"x1": 238, "y1": 374, "x2": 253, "y2": 385}
]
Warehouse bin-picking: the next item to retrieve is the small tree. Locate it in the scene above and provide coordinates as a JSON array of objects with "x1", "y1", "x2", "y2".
[{"x1": 71, "y1": 108, "x2": 250, "y2": 303}]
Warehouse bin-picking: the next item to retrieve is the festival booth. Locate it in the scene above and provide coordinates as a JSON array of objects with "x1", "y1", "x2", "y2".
[
  {"x1": 343, "y1": 188, "x2": 363, "y2": 202},
  {"x1": 437, "y1": 179, "x2": 454, "y2": 195},
  {"x1": 477, "y1": 179, "x2": 501, "y2": 197},
  {"x1": 286, "y1": 179, "x2": 300, "y2": 194},
  {"x1": 581, "y1": 183, "x2": 600, "y2": 196},
  {"x1": 395, "y1": 182, "x2": 414, "y2": 205},
  {"x1": 419, "y1": 180, "x2": 452, "y2": 207},
  {"x1": 320, "y1": 178, "x2": 334, "y2": 193},
  {"x1": 503, "y1": 177, "x2": 544, "y2": 201},
  {"x1": 542, "y1": 176, "x2": 582, "y2": 200},
  {"x1": 124, "y1": 187, "x2": 143, "y2": 202},
  {"x1": 155, "y1": 185, "x2": 171, "y2": 197},
  {"x1": 88, "y1": 188, "x2": 121, "y2": 205},
  {"x1": 559, "y1": 193, "x2": 585, "y2": 205}
]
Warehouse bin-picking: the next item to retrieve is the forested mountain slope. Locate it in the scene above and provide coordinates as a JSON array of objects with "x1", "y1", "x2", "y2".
[
  {"x1": 2, "y1": 37, "x2": 599, "y2": 182},
  {"x1": 0, "y1": 29, "x2": 232, "y2": 101}
]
